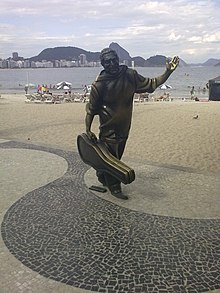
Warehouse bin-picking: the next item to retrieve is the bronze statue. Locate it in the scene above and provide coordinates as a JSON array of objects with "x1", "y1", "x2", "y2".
[{"x1": 79, "y1": 48, "x2": 179, "y2": 199}]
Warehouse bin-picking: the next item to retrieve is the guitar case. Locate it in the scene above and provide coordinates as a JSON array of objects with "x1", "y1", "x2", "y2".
[{"x1": 77, "y1": 133, "x2": 135, "y2": 185}]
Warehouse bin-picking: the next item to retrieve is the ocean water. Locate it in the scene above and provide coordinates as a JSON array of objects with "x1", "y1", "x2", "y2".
[{"x1": 0, "y1": 66, "x2": 219, "y2": 99}]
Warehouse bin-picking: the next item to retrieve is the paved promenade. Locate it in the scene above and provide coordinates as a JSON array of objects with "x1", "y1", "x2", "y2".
[{"x1": 0, "y1": 139, "x2": 219, "y2": 293}]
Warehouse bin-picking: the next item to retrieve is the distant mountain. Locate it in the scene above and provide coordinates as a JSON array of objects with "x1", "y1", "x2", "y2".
[
  {"x1": 145, "y1": 55, "x2": 166, "y2": 67},
  {"x1": 29, "y1": 46, "x2": 100, "y2": 62},
  {"x1": 108, "y1": 43, "x2": 173, "y2": 67},
  {"x1": 215, "y1": 62, "x2": 220, "y2": 66},
  {"x1": 179, "y1": 58, "x2": 188, "y2": 67},
  {"x1": 142, "y1": 55, "x2": 187, "y2": 67},
  {"x1": 202, "y1": 58, "x2": 220, "y2": 66},
  {"x1": 27, "y1": 43, "x2": 218, "y2": 67},
  {"x1": 132, "y1": 56, "x2": 146, "y2": 67},
  {"x1": 109, "y1": 42, "x2": 131, "y2": 62}
]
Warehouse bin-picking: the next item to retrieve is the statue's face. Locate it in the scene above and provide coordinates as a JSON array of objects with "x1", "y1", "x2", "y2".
[{"x1": 102, "y1": 52, "x2": 119, "y2": 75}]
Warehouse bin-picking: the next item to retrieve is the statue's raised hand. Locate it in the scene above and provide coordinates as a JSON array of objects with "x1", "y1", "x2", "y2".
[{"x1": 166, "y1": 56, "x2": 179, "y2": 72}]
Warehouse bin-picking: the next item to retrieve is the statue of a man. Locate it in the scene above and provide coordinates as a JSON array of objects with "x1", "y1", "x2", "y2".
[{"x1": 85, "y1": 48, "x2": 179, "y2": 199}]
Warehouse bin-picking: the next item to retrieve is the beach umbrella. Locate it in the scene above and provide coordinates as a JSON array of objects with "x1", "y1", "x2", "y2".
[
  {"x1": 56, "y1": 81, "x2": 72, "y2": 87},
  {"x1": 63, "y1": 85, "x2": 70, "y2": 90},
  {"x1": 25, "y1": 83, "x2": 36, "y2": 88},
  {"x1": 56, "y1": 81, "x2": 72, "y2": 90},
  {"x1": 57, "y1": 85, "x2": 71, "y2": 90},
  {"x1": 160, "y1": 84, "x2": 172, "y2": 90}
]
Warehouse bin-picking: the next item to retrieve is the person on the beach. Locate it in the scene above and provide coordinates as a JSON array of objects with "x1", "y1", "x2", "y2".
[
  {"x1": 24, "y1": 85, "x2": 28, "y2": 94},
  {"x1": 83, "y1": 85, "x2": 89, "y2": 97},
  {"x1": 190, "y1": 86, "x2": 195, "y2": 99},
  {"x1": 85, "y1": 48, "x2": 179, "y2": 199}
]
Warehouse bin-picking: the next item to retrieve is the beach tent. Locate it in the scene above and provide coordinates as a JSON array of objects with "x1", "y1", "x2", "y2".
[
  {"x1": 209, "y1": 76, "x2": 220, "y2": 101},
  {"x1": 63, "y1": 85, "x2": 70, "y2": 90},
  {"x1": 56, "y1": 81, "x2": 72, "y2": 90},
  {"x1": 160, "y1": 84, "x2": 172, "y2": 90},
  {"x1": 25, "y1": 83, "x2": 35, "y2": 88}
]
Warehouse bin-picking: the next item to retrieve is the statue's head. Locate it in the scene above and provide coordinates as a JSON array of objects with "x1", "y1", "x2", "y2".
[{"x1": 100, "y1": 48, "x2": 119, "y2": 75}]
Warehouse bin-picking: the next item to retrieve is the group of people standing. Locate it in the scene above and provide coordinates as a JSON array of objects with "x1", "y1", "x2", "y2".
[{"x1": 190, "y1": 84, "x2": 208, "y2": 100}]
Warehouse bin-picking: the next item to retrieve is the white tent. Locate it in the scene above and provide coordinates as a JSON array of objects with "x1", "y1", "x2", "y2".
[
  {"x1": 56, "y1": 81, "x2": 72, "y2": 86},
  {"x1": 56, "y1": 81, "x2": 72, "y2": 89},
  {"x1": 25, "y1": 83, "x2": 35, "y2": 88},
  {"x1": 63, "y1": 85, "x2": 70, "y2": 90},
  {"x1": 160, "y1": 84, "x2": 172, "y2": 90}
]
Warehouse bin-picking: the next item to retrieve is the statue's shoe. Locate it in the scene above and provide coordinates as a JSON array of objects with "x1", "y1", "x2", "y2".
[
  {"x1": 109, "y1": 184, "x2": 128, "y2": 200},
  {"x1": 98, "y1": 176, "x2": 107, "y2": 186}
]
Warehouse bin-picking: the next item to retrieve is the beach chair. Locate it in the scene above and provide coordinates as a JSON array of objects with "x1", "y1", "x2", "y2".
[
  {"x1": 34, "y1": 94, "x2": 44, "y2": 103},
  {"x1": 44, "y1": 94, "x2": 54, "y2": 104},
  {"x1": 25, "y1": 94, "x2": 37, "y2": 103},
  {"x1": 72, "y1": 93, "x2": 82, "y2": 102},
  {"x1": 63, "y1": 95, "x2": 72, "y2": 102},
  {"x1": 25, "y1": 94, "x2": 32, "y2": 99},
  {"x1": 25, "y1": 94, "x2": 31, "y2": 103},
  {"x1": 133, "y1": 94, "x2": 143, "y2": 103},
  {"x1": 53, "y1": 95, "x2": 62, "y2": 104}
]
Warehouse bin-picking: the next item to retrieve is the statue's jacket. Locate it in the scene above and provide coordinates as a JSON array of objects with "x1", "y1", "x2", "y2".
[{"x1": 86, "y1": 65, "x2": 157, "y2": 142}]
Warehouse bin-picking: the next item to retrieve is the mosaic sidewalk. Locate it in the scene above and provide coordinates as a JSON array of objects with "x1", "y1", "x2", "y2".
[{"x1": 0, "y1": 140, "x2": 219, "y2": 293}]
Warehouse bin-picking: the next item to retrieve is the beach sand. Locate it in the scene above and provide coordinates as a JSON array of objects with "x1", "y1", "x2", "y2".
[{"x1": 0, "y1": 93, "x2": 220, "y2": 174}]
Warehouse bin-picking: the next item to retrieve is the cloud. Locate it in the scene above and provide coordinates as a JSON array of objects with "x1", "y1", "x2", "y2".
[
  {"x1": 168, "y1": 33, "x2": 183, "y2": 41},
  {"x1": 0, "y1": 0, "x2": 219, "y2": 62},
  {"x1": 203, "y1": 32, "x2": 220, "y2": 43}
]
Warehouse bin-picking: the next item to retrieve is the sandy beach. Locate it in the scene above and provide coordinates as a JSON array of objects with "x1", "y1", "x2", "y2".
[
  {"x1": 1, "y1": 93, "x2": 220, "y2": 293},
  {"x1": 0, "y1": 93, "x2": 220, "y2": 174}
]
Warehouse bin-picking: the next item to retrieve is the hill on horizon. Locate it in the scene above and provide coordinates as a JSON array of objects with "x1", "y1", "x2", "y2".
[
  {"x1": 29, "y1": 46, "x2": 100, "y2": 63},
  {"x1": 27, "y1": 43, "x2": 219, "y2": 67}
]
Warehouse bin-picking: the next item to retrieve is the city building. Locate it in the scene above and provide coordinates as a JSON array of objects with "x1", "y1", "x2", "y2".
[
  {"x1": 12, "y1": 52, "x2": 19, "y2": 60},
  {"x1": 79, "y1": 54, "x2": 87, "y2": 66},
  {"x1": 0, "y1": 52, "x2": 101, "y2": 69}
]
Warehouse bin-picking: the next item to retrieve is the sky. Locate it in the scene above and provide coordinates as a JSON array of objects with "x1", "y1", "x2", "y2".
[{"x1": 0, "y1": 0, "x2": 220, "y2": 63}]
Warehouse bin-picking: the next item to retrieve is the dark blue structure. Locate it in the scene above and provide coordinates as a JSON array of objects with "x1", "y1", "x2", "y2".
[{"x1": 209, "y1": 75, "x2": 220, "y2": 101}]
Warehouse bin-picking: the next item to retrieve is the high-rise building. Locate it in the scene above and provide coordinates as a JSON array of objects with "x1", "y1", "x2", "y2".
[
  {"x1": 12, "y1": 52, "x2": 19, "y2": 60},
  {"x1": 79, "y1": 54, "x2": 87, "y2": 66}
]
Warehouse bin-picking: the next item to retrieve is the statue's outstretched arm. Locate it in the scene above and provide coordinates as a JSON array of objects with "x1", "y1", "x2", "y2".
[{"x1": 153, "y1": 56, "x2": 179, "y2": 90}]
